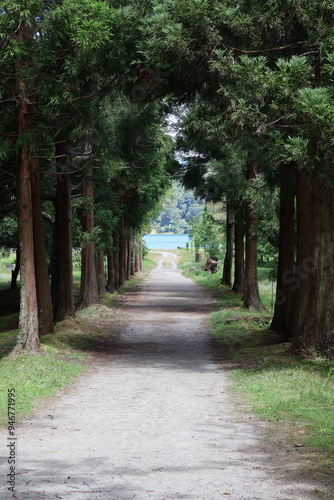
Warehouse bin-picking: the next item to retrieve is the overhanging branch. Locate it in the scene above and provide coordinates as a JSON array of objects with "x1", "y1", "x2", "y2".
[{"x1": 222, "y1": 41, "x2": 316, "y2": 55}]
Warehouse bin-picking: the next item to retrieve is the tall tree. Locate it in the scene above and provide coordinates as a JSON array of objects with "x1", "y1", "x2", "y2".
[
  {"x1": 3, "y1": 5, "x2": 47, "y2": 352},
  {"x1": 221, "y1": 202, "x2": 234, "y2": 287},
  {"x1": 76, "y1": 162, "x2": 99, "y2": 309},
  {"x1": 51, "y1": 142, "x2": 75, "y2": 321}
]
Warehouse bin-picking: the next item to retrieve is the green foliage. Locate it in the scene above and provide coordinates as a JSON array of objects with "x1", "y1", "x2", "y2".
[
  {"x1": 297, "y1": 87, "x2": 333, "y2": 124},
  {"x1": 0, "y1": 217, "x2": 18, "y2": 248},
  {"x1": 282, "y1": 136, "x2": 309, "y2": 164},
  {"x1": 62, "y1": 0, "x2": 115, "y2": 49},
  {"x1": 152, "y1": 181, "x2": 203, "y2": 233},
  {"x1": 91, "y1": 97, "x2": 173, "y2": 241},
  {"x1": 79, "y1": 227, "x2": 102, "y2": 248},
  {"x1": 189, "y1": 205, "x2": 223, "y2": 258}
]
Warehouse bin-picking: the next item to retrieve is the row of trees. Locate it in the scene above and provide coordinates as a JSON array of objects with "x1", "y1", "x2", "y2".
[
  {"x1": 1, "y1": 1, "x2": 334, "y2": 359},
  {"x1": 135, "y1": 0, "x2": 334, "y2": 358},
  {"x1": 0, "y1": 1, "x2": 173, "y2": 352}
]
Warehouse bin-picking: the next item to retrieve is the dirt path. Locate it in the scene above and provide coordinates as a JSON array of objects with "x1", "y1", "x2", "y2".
[{"x1": 0, "y1": 253, "x2": 322, "y2": 499}]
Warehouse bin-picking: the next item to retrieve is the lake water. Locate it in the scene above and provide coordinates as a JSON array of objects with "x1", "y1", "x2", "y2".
[{"x1": 143, "y1": 233, "x2": 191, "y2": 250}]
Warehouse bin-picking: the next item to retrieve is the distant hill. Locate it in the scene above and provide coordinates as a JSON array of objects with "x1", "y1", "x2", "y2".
[{"x1": 151, "y1": 182, "x2": 204, "y2": 234}]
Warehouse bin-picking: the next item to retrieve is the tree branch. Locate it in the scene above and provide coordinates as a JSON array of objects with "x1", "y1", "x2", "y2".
[
  {"x1": 0, "y1": 97, "x2": 16, "y2": 105},
  {"x1": 42, "y1": 212, "x2": 54, "y2": 226},
  {"x1": 222, "y1": 41, "x2": 316, "y2": 55},
  {"x1": 64, "y1": 77, "x2": 117, "y2": 105}
]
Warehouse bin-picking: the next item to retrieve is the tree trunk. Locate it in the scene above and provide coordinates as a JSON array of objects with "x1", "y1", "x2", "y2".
[
  {"x1": 243, "y1": 164, "x2": 265, "y2": 311},
  {"x1": 31, "y1": 156, "x2": 53, "y2": 335},
  {"x1": 232, "y1": 205, "x2": 244, "y2": 293},
  {"x1": 130, "y1": 231, "x2": 136, "y2": 276},
  {"x1": 270, "y1": 163, "x2": 296, "y2": 337},
  {"x1": 113, "y1": 231, "x2": 120, "y2": 289},
  {"x1": 127, "y1": 231, "x2": 133, "y2": 279},
  {"x1": 76, "y1": 168, "x2": 99, "y2": 309},
  {"x1": 106, "y1": 246, "x2": 115, "y2": 293},
  {"x1": 118, "y1": 220, "x2": 126, "y2": 287},
  {"x1": 51, "y1": 142, "x2": 75, "y2": 321},
  {"x1": 292, "y1": 172, "x2": 334, "y2": 359},
  {"x1": 124, "y1": 232, "x2": 130, "y2": 282},
  {"x1": 288, "y1": 169, "x2": 312, "y2": 340},
  {"x1": 221, "y1": 203, "x2": 234, "y2": 286},
  {"x1": 15, "y1": 146, "x2": 40, "y2": 352},
  {"x1": 135, "y1": 234, "x2": 142, "y2": 272},
  {"x1": 126, "y1": 236, "x2": 130, "y2": 281},
  {"x1": 97, "y1": 248, "x2": 107, "y2": 295},
  {"x1": 135, "y1": 239, "x2": 140, "y2": 273},
  {"x1": 13, "y1": 22, "x2": 39, "y2": 352}
]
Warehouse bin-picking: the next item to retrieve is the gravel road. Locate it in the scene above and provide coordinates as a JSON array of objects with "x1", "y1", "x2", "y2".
[{"x1": 0, "y1": 252, "x2": 323, "y2": 499}]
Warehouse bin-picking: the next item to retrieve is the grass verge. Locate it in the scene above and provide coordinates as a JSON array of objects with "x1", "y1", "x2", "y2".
[
  {"x1": 0, "y1": 349, "x2": 87, "y2": 426},
  {"x1": 176, "y1": 249, "x2": 334, "y2": 492}
]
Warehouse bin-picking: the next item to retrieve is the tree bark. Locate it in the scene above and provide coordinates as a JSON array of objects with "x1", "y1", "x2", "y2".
[
  {"x1": 292, "y1": 172, "x2": 334, "y2": 359},
  {"x1": 243, "y1": 164, "x2": 265, "y2": 311},
  {"x1": 76, "y1": 168, "x2": 99, "y2": 309},
  {"x1": 270, "y1": 163, "x2": 296, "y2": 337},
  {"x1": 221, "y1": 203, "x2": 234, "y2": 287},
  {"x1": 232, "y1": 205, "x2": 244, "y2": 293},
  {"x1": 13, "y1": 22, "x2": 39, "y2": 353},
  {"x1": 118, "y1": 220, "x2": 126, "y2": 287},
  {"x1": 51, "y1": 142, "x2": 75, "y2": 321},
  {"x1": 106, "y1": 246, "x2": 115, "y2": 292},
  {"x1": 112, "y1": 231, "x2": 120, "y2": 289},
  {"x1": 126, "y1": 235, "x2": 131, "y2": 281},
  {"x1": 288, "y1": 169, "x2": 312, "y2": 340},
  {"x1": 31, "y1": 156, "x2": 53, "y2": 335},
  {"x1": 135, "y1": 239, "x2": 140, "y2": 273},
  {"x1": 130, "y1": 231, "x2": 136, "y2": 276},
  {"x1": 96, "y1": 248, "x2": 107, "y2": 295},
  {"x1": 15, "y1": 145, "x2": 40, "y2": 352},
  {"x1": 135, "y1": 234, "x2": 142, "y2": 272}
]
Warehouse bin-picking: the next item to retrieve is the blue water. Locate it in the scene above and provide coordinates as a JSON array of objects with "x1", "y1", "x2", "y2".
[{"x1": 143, "y1": 233, "x2": 191, "y2": 250}]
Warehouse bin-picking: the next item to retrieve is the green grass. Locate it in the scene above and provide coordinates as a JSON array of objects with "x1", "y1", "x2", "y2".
[
  {"x1": 142, "y1": 255, "x2": 159, "y2": 271},
  {"x1": 0, "y1": 260, "x2": 154, "y2": 427},
  {"x1": 0, "y1": 348, "x2": 86, "y2": 425},
  {"x1": 177, "y1": 250, "x2": 334, "y2": 478},
  {"x1": 232, "y1": 362, "x2": 334, "y2": 451}
]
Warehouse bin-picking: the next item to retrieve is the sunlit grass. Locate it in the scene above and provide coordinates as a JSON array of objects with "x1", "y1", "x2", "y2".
[
  {"x1": 142, "y1": 255, "x2": 159, "y2": 270},
  {"x1": 0, "y1": 259, "x2": 154, "y2": 427},
  {"x1": 0, "y1": 348, "x2": 86, "y2": 425},
  {"x1": 178, "y1": 253, "x2": 334, "y2": 472},
  {"x1": 231, "y1": 361, "x2": 334, "y2": 463}
]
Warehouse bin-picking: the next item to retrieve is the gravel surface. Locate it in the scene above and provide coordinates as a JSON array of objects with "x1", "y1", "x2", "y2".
[{"x1": 0, "y1": 252, "x2": 324, "y2": 499}]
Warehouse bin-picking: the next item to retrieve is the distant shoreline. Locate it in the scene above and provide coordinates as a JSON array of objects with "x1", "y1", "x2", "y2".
[
  {"x1": 146, "y1": 231, "x2": 189, "y2": 235},
  {"x1": 143, "y1": 233, "x2": 191, "y2": 250}
]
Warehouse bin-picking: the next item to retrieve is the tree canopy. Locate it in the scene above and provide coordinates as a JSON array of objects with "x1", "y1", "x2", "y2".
[{"x1": 1, "y1": 0, "x2": 334, "y2": 358}]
